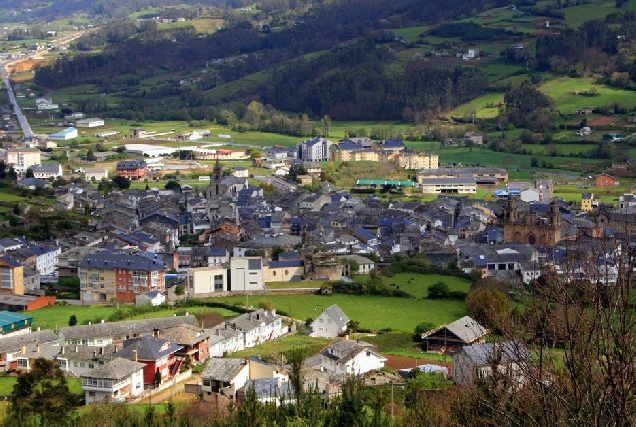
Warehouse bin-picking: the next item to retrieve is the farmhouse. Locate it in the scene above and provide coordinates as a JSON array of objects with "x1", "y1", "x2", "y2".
[
  {"x1": 595, "y1": 173, "x2": 615, "y2": 187},
  {"x1": 453, "y1": 340, "x2": 530, "y2": 387},
  {"x1": 310, "y1": 304, "x2": 350, "y2": 339},
  {"x1": 308, "y1": 337, "x2": 386, "y2": 376},
  {"x1": 30, "y1": 163, "x2": 63, "y2": 179},
  {"x1": 420, "y1": 316, "x2": 488, "y2": 353}
]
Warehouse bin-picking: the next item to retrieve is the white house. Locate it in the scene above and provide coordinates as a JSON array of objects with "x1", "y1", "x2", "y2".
[
  {"x1": 310, "y1": 304, "x2": 350, "y2": 338},
  {"x1": 135, "y1": 291, "x2": 166, "y2": 306},
  {"x1": 207, "y1": 325, "x2": 245, "y2": 356},
  {"x1": 84, "y1": 168, "x2": 109, "y2": 181},
  {"x1": 208, "y1": 248, "x2": 229, "y2": 266},
  {"x1": 338, "y1": 254, "x2": 376, "y2": 275},
  {"x1": 30, "y1": 163, "x2": 63, "y2": 179},
  {"x1": 200, "y1": 358, "x2": 250, "y2": 399},
  {"x1": 36, "y1": 97, "x2": 59, "y2": 110},
  {"x1": 453, "y1": 341, "x2": 530, "y2": 387},
  {"x1": 225, "y1": 309, "x2": 284, "y2": 349},
  {"x1": 30, "y1": 244, "x2": 61, "y2": 276},
  {"x1": 81, "y1": 357, "x2": 145, "y2": 404},
  {"x1": 310, "y1": 337, "x2": 386, "y2": 376}
]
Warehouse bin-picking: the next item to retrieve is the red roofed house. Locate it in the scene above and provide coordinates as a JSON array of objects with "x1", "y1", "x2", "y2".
[{"x1": 595, "y1": 173, "x2": 615, "y2": 187}]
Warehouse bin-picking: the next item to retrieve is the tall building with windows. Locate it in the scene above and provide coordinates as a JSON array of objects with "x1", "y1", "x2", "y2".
[
  {"x1": 0, "y1": 256, "x2": 24, "y2": 295},
  {"x1": 78, "y1": 250, "x2": 165, "y2": 303}
]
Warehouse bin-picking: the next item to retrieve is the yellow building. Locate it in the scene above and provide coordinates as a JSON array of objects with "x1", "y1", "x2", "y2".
[
  {"x1": 263, "y1": 260, "x2": 304, "y2": 283},
  {"x1": 397, "y1": 152, "x2": 439, "y2": 170},
  {"x1": 581, "y1": 193, "x2": 594, "y2": 212},
  {"x1": 5, "y1": 148, "x2": 41, "y2": 170},
  {"x1": 78, "y1": 267, "x2": 116, "y2": 303},
  {"x1": 0, "y1": 257, "x2": 24, "y2": 295}
]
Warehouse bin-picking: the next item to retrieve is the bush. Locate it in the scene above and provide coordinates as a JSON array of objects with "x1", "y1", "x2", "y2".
[
  {"x1": 413, "y1": 321, "x2": 436, "y2": 341},
  {"x1": 427, "y1": 282, "x2": 450, "y2": 299},
  {"x1": 175, "y1": 284, "x2": 185, "y2": 296}
]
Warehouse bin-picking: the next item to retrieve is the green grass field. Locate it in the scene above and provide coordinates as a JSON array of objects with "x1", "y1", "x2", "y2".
[
  {"x1": 391, "y1": 26, "x2": 428, "y2": 42},
  {"x1": 450, "y1": 92, "x2": 505, "y2": 119},
  {"x1": 26, "y1": 305, "x2": 237, "y2": 330},
  {"x1": 539, "y1": 77, "x2": 636, "y2": 114},
  {"x1": 0, "y1": 376, "x2": 83, "y2": 396},
  {"x1": 213, "y1": 293, "x2": 467, "y2": 333},
  {"x1": 560, "y1": 0, "x2": 636, "y2": 27},
  {"x1": 226, "y1": 334, "x2": 331, "y2": 361}
]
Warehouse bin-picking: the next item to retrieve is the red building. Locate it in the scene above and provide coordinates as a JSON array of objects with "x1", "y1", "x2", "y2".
[
  {"x1": 160, "y1": 324, "x2": 211, "y2": 363},
  {"x1": 116, "y1": 159, "x2": 148, "y2": 179},
  {"x1": 117, "y1": 335, "x2": 183, "y2": 385},
  {"x1": 595, "y1": 173, "x2": 615, "y2": 187}
]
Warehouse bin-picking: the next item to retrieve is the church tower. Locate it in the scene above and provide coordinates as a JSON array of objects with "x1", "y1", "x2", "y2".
[{"x1": 206, "y1": 160, "x2": 223, "y2": 199}]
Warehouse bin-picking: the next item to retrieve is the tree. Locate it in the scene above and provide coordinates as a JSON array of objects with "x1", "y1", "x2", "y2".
[
  {"x1": 414, "y1": 321, "x2": 436, "y2": 341},
  {"x1": 154, "y1": 368, "x2": 162, "y2": 386},
  {"x1": 165, "y1": 180, "x2": 181, "y2": 191},
  {"x1": 25, "y1": 168, "x2": 34, "y2": 178},
  {"x1": 86, "y1": 148, "x2": 96, "y2": 162},
  {"x1": 288, "y1": 163, "x2": 306, "y2": 182},
  {"x1": 68, "y1": 314, "x2": 77, "y2": 326},
  {"x1": 285, "y1": 346, "x2": 308, "y2": 415},
  {"x1": 465, "y1": 286, "x2": 511, "y2": 330},
  {"x1": 7, "y1": 358, "x2": 78, "y2": 426},
  {"x1": 112, "y1": 175, "x2": 131, "y2": 190},
  {"x1": 8, "y1": 166, "x2": 17, "y2": 181},
  {"x1": 175, "y1": 284, "x2": 185, "y2": 296}
]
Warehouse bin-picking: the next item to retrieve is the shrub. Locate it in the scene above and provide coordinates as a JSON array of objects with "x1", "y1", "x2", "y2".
[{"x1": 427, "y1": 282, "x2": 450, "y2": 299}]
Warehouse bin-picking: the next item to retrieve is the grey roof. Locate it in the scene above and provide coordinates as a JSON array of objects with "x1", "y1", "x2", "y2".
[
  {"x1": 0, "y1": 329, "x2": 58, "y2": 353},
  {"x1": 17, "y1": 342, "x2": 61, "y2": 361},
  {"x1": 58, "y1": 315, "x2": 199, "y2": 341},
  {"x1": 226, "y1": 309, "x2": 280, "y2": 332},
  {"x1": 78, "y1": 249, "x2": 165, "y2": 270},
  {"x1": 81, "y1": 357, "x2": 145, "y2": 380},
  {"x1": 118, "y1": 335, "x2": 182, "y2": 361},
  {"x1": 59, "y1": 344, "x2": 117, "y2": 361},
  {"x1": 317, "y1": 305, "x2": 349, "y2": 329},
  {"x1": 159, "y1": 324, "x2": 209, "y2": 346},
  {"x1": 202, "y1": 358, "x2": 247, "y2": 382},
  {"x1": 319, "y1": 338, "x2": 384, "y2": 365},
  {"x1": 457, "y1": 341, "x2": 530, "y2": 367},
  {"x1": 31, "y1": 164, "x2": 61, "y2": 173},
  {"x1": 422, "y1": 316, "x2": 487, "y2": 343}
]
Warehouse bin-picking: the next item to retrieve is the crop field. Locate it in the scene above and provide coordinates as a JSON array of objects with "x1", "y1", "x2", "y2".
[
  {"x1": 213, "y1": 293, "x2": 467, "y2": 333},
  {"x1": 539, "y1": 77, "x2": 636, "y2": 114}
]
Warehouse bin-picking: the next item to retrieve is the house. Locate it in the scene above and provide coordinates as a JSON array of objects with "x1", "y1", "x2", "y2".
[
  {"x1": 199, "y1": 358, "x2": 288, "y2": 399},
  {"x1": 77, "y1": 250, "x2": 165, "y2": 303},
  {"x1": 225, "y1": 309, "x2": 284, "y2": 348},
  {"x1": 135, "y1": 291, "x2": 166, "y2": 307},
  {"x1": 310, "y1": 304, "x2": 349, "y2": 338},
  {"x1": 581, "y1": 193, "x2": 594, "y2": 211},
  {"x1": 208, "y1": 248, "x2": 229, "y2": 266},
  {"x1": 200, "y1": 358, "x2": 249, "y2": 398},
  {"x1": 116, "y1": 160, "x2": 148, "y2": 180},
  {"x1": 30, "y1": 164, "x2": 63, "y2": 179},
  {"x1": 453, "y1": 340, "x2": 530, "y2": 387},
  {"x1": 579, "y1": 126, "x2": 592, "y2": 136},
  {"x1": 128, "y1": 128, "x2": 146, "y2": 139},
  {"x1": 263, "y1": 259, "x2": 304, "y2": 283},
  {"x1": 309, "y1": 337, "x2": 386, "y2": 376},
  {"x1": 159, "y1": 324, "x2": 210, "y2": 364},
  {"x1": 420, "y1": 316, "x2": 488, "y2": 353},
  {"x1": 338, "y1": 254, "x2": 375, "y2": 275},
  {"x1": 56, "y1": 314, "x2": 199, "y2": 347},
  {"x1": 84, "y1": 168, "x2": 108, "y2": 181},
  {"x1": 0, "y1": 329, "x2": 58, "y2": 370},
  {"x1": 17, "y1": 178, "x2": 49, "y2": 189},
  {"x1": 231, "y1": 166, "x2": 249, "y2": 178},
  {"x1": 116, "y1": 335, "x2": 183, "y2": 385},
  {"x1": 595, "y1": 173, "x2": 615, "y2": 187},
  {"x1": 81, "y1": 357, "x2": 145, "y2": 404}
]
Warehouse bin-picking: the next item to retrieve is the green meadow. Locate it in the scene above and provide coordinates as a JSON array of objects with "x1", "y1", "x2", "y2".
[{"x1": 539, "y1": 77, "x2": 636, "y2": 114}]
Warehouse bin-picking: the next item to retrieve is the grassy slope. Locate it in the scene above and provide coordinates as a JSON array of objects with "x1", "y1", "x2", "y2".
[{"x1": 539, "y1": 77, "x2": 636, "y2": 114}]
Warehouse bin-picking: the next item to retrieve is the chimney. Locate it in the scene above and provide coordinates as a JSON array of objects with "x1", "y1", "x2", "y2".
[
  {"x1": 61, "y1": 346, "x2": 65, "y2": 355},
  {"x1": 185, "y1": 312, "x2": 189, "y2": 316},
  {"x1": 75, "y1": 345, "x2": 78, "y2": 353},
  {"x1": 101, "y1": 319, "x2": 105, "y2": 323},
  {"x1": 37, "y1": 327, "x2": 40, "y2": 332},
  {"x1": 99, "y1": 347, "x2": 103, "y2": 355},
  {"x1": 344, "y1": 335, "x2": 349, "y2": 341},
  {"x1": 153, "y1": 328, "x2": 160, "y2": 338},
  {"x1": 88, "y1": 321, "x2": 91, "y2": 325},
  {"x1": 271, "y1": 309, "x2": 276, "y2": 316},
  {"x1": 21, "y1": 346, "x2": 25, "y2": 354},
  {"x1": 132, "y1": 349, "x2": 138, "y2": 362},
  {"x1": 93, "y1": 351, "x2": 97, "y2": 359},
  {"x1": 36, "y1": 345, "x2": 40, "y2": 353},
  {"x1": 215, "y1": 329, "x2": 220, "y2": 336}
]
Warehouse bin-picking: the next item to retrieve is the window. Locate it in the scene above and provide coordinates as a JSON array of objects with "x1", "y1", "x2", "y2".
[{"x1": 17, "y1": 359, "x2": 28, "y2": 368}]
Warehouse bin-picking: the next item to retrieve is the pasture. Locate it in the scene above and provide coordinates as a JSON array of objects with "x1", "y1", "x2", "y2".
[
  {"x1": 390, "y1": 26, "x2": 428, "y2": 42},
  {"x1": 450, "y1": 92, "x2": 504, "y2": 119},
  {"x1": 560, "y1": 0, "x2": 636, "y2": 28},
  {"x1": 214, "y1": 293, "x2": 468, "y2": 333},
  {"x1": 227, "y1": 334, "x2": 331, "y2": 361},
  {"x1": 539, "y1": 77, "x2": 635, "y2": 114}
]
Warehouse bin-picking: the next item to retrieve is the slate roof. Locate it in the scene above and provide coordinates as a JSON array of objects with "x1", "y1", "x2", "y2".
[
  {"x1": 118, "y1": 335, "x2": 182, "y2": 361},
  {"x1": 116, "y1": 159, "x2": 147, "y2": 170},
  {"x1": 268, "y1": 259, "x2": 304, "y2": 268},
  {"x1": 421, "y1": 316, "x2": 488, "y2": 343},
  {"x1": 57, "y1": 315, "x2": 199, "y2": 341},
  {"x1": 458, "y1": 341, "x2": 530, "y2": 366},
  {"x1": 318, "y1": 305, "x2": 349, "y2": 329},
  {"x1": 319, "y1": 338, "x2": 385, "y2": 365},
  {"x1": 201, "y1": 358, "x2": 247, "y2": 382},
  {"x1": 159, "y1": 324, "x2": 210, "y2": 346},
  {"x1": 81, "y1": 357, "x2": 145, "y2": 380},
  {"x1": 31, "y1": 164, "x2": 61, "y2": 173},
  {"x1": 0, "y1": 329, "x2": 59, "y2": 353},
  {"x1": 59, "y1": 344, "x2": 117, "y2": 360},
  {"x1": 78, "y1": 250, "x2": 165, "y2": 270},
  {"x1": 226, "y1": 309, "x2": 280, "y2": 332}
]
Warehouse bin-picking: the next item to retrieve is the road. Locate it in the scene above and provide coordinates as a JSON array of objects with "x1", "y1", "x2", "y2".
[{"x1": 0, "y1": 29, "x2": 94, "y2": 143}]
